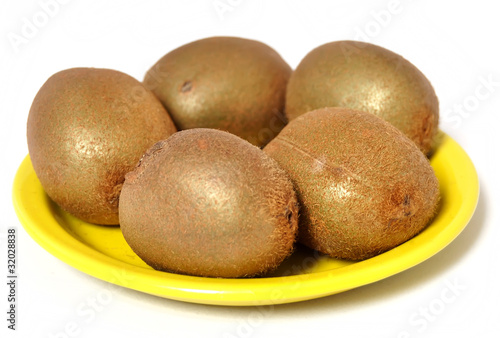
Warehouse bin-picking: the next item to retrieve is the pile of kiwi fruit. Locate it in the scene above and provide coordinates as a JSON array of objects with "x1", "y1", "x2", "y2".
[{"x1": 27, "y1": 37, "x2": 440, "y2": 278}]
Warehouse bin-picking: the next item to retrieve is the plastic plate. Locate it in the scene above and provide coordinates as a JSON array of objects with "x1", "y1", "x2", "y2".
[{"x1": 12, "y1": 132, "x2": 479, "y2": 306}]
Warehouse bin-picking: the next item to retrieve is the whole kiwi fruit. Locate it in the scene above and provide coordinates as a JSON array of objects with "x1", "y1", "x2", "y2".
[
  {"x1": 143, "y1": 36, "x2": 292, "y2": 147},
  {"x1": 286, "y1": 40, "x2": 439, "y2": 154},
  {"x1": 119, "y1": 128, "x2": 299, "y2": 278},
  {"x1": 264, "y1": 107, "x2": 440, "y2": 260},
  {"x1": 27, "y1": 68, "x2": 177, "y2": 225}
]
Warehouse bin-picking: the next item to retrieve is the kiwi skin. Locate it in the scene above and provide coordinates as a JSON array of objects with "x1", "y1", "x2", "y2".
[
  {"x1": 119, "y1": 128, "x2": 299, "y2": 278},
  {"x1": 27, "y1": 68, "x2": 177, "y2": 225},
  {"x1": 143, "y1": 36, "x2": 292, "y2": 147},
  {"x1": 286, "y1": 40, "x2": 439, "y2": 155},
  {"x1": 264, "y1": 107, "x2": 440, "y2": 260}
]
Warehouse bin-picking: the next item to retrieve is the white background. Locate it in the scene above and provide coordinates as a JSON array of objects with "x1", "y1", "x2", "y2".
[{"x1": 1, "y1": 0, "x2": 499, "y2": 337}]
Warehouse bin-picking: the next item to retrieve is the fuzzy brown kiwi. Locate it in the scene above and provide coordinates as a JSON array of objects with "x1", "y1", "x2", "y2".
[
  {"x1": 286, "y1": 40, "x2": 439, "y2": 155},
  {"x1": 264, "y1": 107, "x2": 440, "y2": 260},
  {"x1": 143, "y1": 36, "x2": 292, "y2": 147},
  {"x1": 119, "y1": 128, "x2": 299, "y2": 278},
  {"x1": 27, "y1": 68, "x2": 177, "y2": 225}
]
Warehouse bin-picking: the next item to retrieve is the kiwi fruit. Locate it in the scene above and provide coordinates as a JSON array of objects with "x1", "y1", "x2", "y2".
[
  {"x1": 143, "y1": 36, "x2": 292, "y2": 147},
  {"x1": 286, "y1": 40, "x2": 439, "y2": 154},
  {"x1": 27, "y1": 68, "x2": 177, "y2": 225},
  {"x1": 264, "y1": 107, "x2": 440, "y2": 260},
  {"x1": 119, "y1": 128, "x2": 298, "y2": 278}
]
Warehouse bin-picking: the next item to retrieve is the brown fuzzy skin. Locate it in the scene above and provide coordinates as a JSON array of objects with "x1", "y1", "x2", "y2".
[
  {"x1": 264, "y1": 107, "x2": 440, "y2": 260},
  {"x1": 119, "y1": 129, "x2": 299, "y2": 278},
  {"x1": 27, "y1": 68, "x2": 177, "y2": 225},
  {"x1": 143, "y1": 36, "x2": 292, "y2": 147},
  {"x1": 286, "y1": 40, "x2": 439, "y2": 154}
]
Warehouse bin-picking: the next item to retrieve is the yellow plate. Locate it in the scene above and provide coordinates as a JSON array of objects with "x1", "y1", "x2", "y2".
[{"x1": 12, "y1": 133, "x2": 479, "y2": 306}]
